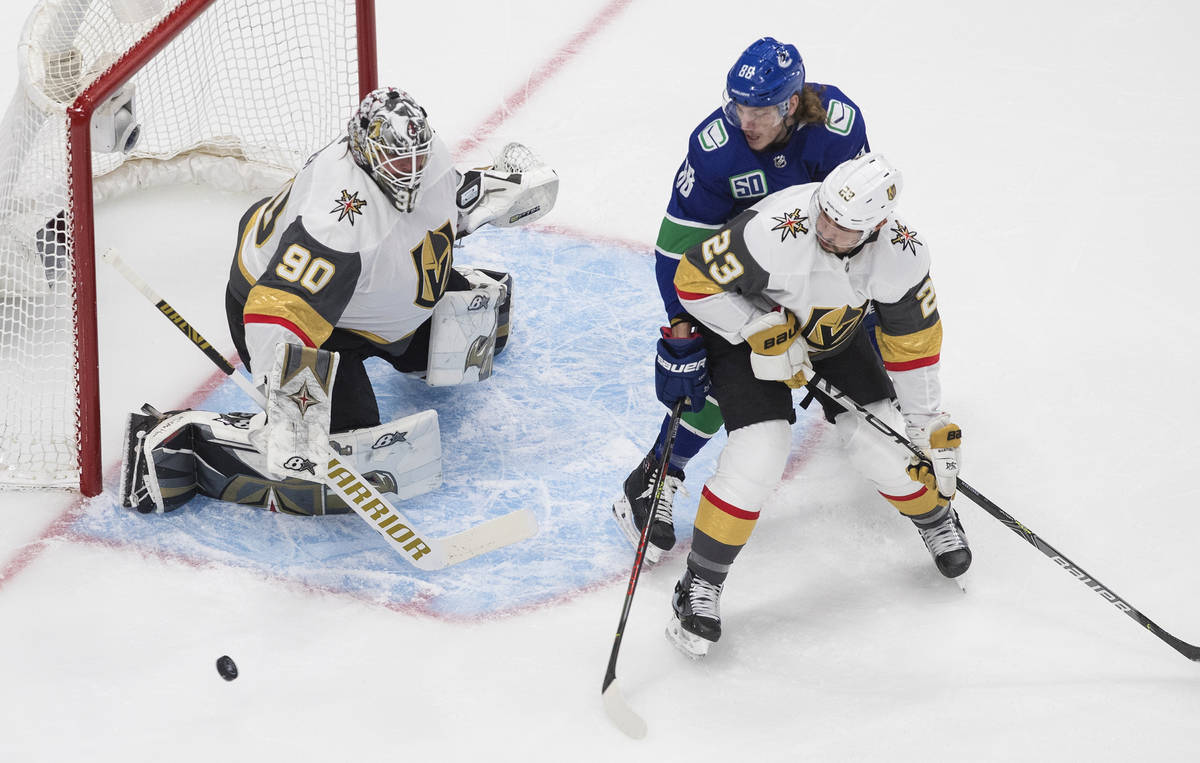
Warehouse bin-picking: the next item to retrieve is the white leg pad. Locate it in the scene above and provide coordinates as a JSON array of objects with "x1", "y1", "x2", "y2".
[
  {"x1": 426, "y1": 271, "x2": 504, "y2": 386},
  {"x1": 328, "y1": 409, "x2": 443, "y2": 500}
]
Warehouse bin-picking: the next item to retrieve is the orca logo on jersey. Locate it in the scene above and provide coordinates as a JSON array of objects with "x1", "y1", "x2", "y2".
[{"x1": 802, "y1": 305, "x2": 866, "y2": 353}]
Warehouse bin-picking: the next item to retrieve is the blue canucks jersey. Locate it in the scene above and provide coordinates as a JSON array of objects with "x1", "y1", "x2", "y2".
[{"x1": 654, "y1": 83, "x2": 869, "y2": 321}]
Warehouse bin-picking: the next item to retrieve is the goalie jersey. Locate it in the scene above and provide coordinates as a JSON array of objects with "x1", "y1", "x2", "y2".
[
  {"x1": 673, "y1": 181, "x2": 944, "y2": 418},
  {"x1": 227, "y1": 134, "x2": 459, "y2": 384}
]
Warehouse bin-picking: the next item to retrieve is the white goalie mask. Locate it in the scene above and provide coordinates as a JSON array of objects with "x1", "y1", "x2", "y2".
[
  {"x1": 347, "y1": 87, "x2": 434, "y2": 213},
  {"x1": 812, "y1": 153, "x2": 903, "y2": 253}
]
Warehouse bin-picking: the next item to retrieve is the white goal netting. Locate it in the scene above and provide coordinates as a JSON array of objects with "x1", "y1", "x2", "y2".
[{"x1": 0, "y1": 0, "x2": 367, "y2": 490}]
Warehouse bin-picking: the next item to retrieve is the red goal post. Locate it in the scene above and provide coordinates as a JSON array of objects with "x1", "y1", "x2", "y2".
[{"x1": 0, "y1": 0, "x2": 377, "y2": 495}]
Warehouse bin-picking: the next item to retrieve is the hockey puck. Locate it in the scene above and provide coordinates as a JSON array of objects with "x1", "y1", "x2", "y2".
[{"x1": 216, "y1": 655, "x2": 238, "y2": 681}]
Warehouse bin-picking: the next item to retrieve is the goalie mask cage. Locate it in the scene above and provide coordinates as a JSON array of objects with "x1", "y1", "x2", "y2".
[{"x1": 0, "y1": 0, "x2": 377, "y2": 495}]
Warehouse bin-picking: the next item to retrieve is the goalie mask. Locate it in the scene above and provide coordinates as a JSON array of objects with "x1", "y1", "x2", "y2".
[
  {"x1": 348, "y1": 87, "x2": 434, "y2": 213},
  {"x1": 812, "y1": 153, "x2": 903, "y2": 254}
]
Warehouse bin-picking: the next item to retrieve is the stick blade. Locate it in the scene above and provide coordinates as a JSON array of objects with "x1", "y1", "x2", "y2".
[
  {"x1": 602, "y1": 679, "x2": 647, "y2": 739},
  {"x1": 441, "y1": 508, "x2": 538, "y2": 567}
]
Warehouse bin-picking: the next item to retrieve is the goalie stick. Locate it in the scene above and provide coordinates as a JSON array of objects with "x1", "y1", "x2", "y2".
[
  {"x1": 102, "y1": 248, "x2": 537, "y2": 571},
  {"x1": 601, "y1": 399, "x2": 685, "y2": 739},
  {"x1": 805, "y1": 373, "x2": 1200, "y2": 663}
]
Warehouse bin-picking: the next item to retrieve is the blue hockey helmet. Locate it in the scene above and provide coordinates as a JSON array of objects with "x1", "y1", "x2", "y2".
[{"x1": 723, "y1": 37, "x2": 805, "y2": 127}]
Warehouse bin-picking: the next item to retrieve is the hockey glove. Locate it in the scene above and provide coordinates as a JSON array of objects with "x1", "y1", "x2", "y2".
[
  {"x1": 905, "y1": 413, "x2": 962, "y2": 503},
  {"x1": 655, "y1": 329, "x2": 710, "y2": 413},
  {"x1": 741, "y1": 308, "x2": 812, "y2": 389}
]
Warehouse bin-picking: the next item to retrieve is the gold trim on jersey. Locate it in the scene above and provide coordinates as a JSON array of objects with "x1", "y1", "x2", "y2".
[
  {"x1": 235, "y1": 201, "x2": 265, "y2": 287},
  {"x1": 244, "y1": 285, "x2": 334, "y2": 346},
  {"x1": 876, "y1": 321, "x2": 943, "y2": 365},
  {"x1": 674, "y1": 255, "x2": 723, "y2": 297}
]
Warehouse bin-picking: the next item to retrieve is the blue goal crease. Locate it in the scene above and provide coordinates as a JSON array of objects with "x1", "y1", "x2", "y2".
[{"x1": 69, "y1": 227, "x2": 814, "y2": 618}]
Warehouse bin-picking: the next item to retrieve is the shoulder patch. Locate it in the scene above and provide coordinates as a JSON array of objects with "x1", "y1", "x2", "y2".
[
  {"x1": 769, "y1": 208, "x2": 809, "y2": 241},
  {"x1": 824, "y1": 99, "x2": 857, "y2": 136},
  {"x1": 697, "y1": 118, "x2": 729, "y2": 152},
  {"x1": 330, "y1": 189, "x2": 368, "y2": 225},
  {"x1": 889, "y1": 223, "x2": 923, "y2": 255},
  {"x1": 729, "y1": 169, "x2": 767, "y2": 199}
]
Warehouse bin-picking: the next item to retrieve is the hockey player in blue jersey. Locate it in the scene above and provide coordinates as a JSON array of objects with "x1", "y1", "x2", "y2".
[{"x1": 612, "y1": 37, "x2": 871, "y2": 562}]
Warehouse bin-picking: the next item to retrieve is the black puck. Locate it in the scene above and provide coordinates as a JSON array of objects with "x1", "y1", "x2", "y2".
[{"x1": 216, "y1": 655, "x2": 238, "y2": 681}]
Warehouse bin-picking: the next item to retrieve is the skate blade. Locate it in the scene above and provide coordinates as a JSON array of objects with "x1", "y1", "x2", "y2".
[
  {"x1": 952, "y1": 570, "x2": 968, "y2": 593},
  {"x1": 665, "y1": 617, "x2": 711, "y2": 659},
  {"x1": 611, "y1": 499, "x2": 663, "y2": 565}
]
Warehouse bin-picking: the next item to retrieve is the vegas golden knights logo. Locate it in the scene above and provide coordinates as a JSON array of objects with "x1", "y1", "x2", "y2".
[
  {"x1": 411, "y1": 220, "x2": 455, "y2": 308},
  {"x1": 802, "y1": 304, "x2": 866, "y2": 353}
]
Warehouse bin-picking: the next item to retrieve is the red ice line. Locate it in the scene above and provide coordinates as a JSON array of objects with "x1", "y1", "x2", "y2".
[{"x1": 453, "y1": 0, "x2": 634, "y2": 159}]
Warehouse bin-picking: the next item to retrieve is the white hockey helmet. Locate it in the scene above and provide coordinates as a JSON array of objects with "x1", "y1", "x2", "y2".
[
  {"x1": 813, "y1": 153, "x2": 903, "y2": 251},
  {"x1": 347, "y1": 87, "x2": 434, "y2": 212}
]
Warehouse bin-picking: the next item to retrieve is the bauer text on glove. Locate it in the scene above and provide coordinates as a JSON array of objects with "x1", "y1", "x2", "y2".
[
  {"x1": 655, "y1": 330, "x2": 711, "y2": 413},
  {"x1": 740, "y1": 308, "x2": 813, "y2": 389}
]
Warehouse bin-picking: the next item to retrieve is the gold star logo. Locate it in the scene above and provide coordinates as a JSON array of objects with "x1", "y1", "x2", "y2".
[
  {"x1": 889, "y1": 224, "x2": 923, "y2": 255},
  {"x1": 287, "y1": 381, "x2": 318, "y2": 416},
  {"x1": 770, "y1": 208, "x2": 809, "y2": 241},
  {"x1": 331, "y1": 189, "x2": 368, "y2": 224}
]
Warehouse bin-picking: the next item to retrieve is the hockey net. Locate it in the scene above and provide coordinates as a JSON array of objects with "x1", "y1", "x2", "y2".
[{"x1": 0, "y1": 0, "x2": 376, "y2": 494}]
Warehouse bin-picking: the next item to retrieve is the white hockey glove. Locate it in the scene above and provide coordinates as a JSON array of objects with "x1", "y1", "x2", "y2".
[
  {"x1": 456, "y1": 142, "x2": 559, "y2": 236},
  {"x1": 905, "y1": 413, "x2": 962, "y2": 503},
  {"x1": 740, "y1": 308, "x2": 813, "y2": 389}
]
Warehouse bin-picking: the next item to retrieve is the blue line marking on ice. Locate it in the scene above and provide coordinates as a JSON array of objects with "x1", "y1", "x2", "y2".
[{"x1": 69, "y1": 227, "x2": 817, "y2": 617}]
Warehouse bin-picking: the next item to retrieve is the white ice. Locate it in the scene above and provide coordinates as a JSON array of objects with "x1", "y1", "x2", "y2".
[{"x1": 3, "y1": 1, "x2": 1200, "y2": 760}]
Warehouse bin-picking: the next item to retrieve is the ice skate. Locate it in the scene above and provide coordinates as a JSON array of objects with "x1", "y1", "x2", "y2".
[
  {"x1": 611, "y1": 449, "x2": 683, "y2": 563},
  {"x1": 665, "y1": 568, "x2": 723, "y2": 658},
  {"x1": 913, "y1": 505, "x2": 972, "y2": 578}
]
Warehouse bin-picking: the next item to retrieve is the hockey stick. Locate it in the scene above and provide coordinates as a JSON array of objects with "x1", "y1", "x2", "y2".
[
  {"x1": 805, "y1": 373, "x2": 1200, "y2": 663},
  {"x1": 102, "y1": 248, "x2": 537, "y2": 571},
  {"x1": 601, "y1": 399, "x2": 686, "y2": 739}
]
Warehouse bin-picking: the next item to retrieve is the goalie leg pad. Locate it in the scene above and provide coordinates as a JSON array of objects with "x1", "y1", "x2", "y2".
[
  {"x1": 251, "y1": 343, "x2": 339, "y2": 479},
  {"x1": 426, "y1": 271, "x2": 505, "y2": 386},
  {"x1": 327, "y1": 409, "x2": 443, "y2": 504},
  {"x1": 476, "y1": 268, "x2": 513, "y2": 354},
  {"x1": 120, "y1": 406, "x2": 244, "y2": 513}
]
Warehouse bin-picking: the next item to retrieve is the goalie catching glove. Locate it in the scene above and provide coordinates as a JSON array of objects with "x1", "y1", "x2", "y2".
[
  {"x1": 905, "y1": 413, "x2": 962, "y2": 506},
  {"x1": 740, "y1": 308, "x2": 812, "y2": 389},
  {"x1": 456, "y1": 142, "x2": 559, "y2": 236}
]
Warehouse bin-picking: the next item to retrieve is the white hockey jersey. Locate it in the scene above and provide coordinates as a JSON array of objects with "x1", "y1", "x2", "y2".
[
  {"x1": 674, "y1": 181, "x2": 945, "y2": 418},
  {"x1": 228, "y1": 134, "x2": 459, "y2": 383}
]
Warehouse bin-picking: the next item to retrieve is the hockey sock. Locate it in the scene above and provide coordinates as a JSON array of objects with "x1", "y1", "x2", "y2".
[
  {"x1": 685, "y1": 485, "x2": 759, "y2": 586},
  {"x1": 653, "y1": 398, "x2": 723, "y2": 473}
]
